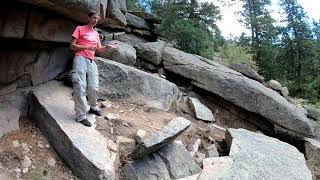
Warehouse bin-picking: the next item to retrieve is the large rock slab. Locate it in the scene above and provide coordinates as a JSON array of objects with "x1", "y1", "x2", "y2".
[
  {"x1": 30, "y1": 81, "x2": 118, "y2": 180},
  {"x1": 163, "y1": 47, "x2": 314, "y2": 136},
  {"x1": 26, "y1": 10, "x2": 77, "y2": 42},
  {"x1": 126, "y1": 13, "x2": 151, "y2": 30},
  {"x1": 201, "y1": 128, "x2": 312, "y2": 179},
  {"x1": 97, "y1": 40, "x2": 136, "y2": 65},
  {"x1": 18, "y1": 0, "x2": 106, "y2": 25},
  {"x1": 122, "y1": 154, "x2": 171, "y2": 180},
  {"x1": 0, "y1": 2, "x2": 28, "y2": 39},
  {"x1": 189, "y1": 97, "x2": 214, "y2": 122},
  {"x1": 131, "y1": 117, "x2": 191, "y2": 159},
  {"x1": 229, "y1": 63, "x2": 264, "y2": 83},
  {"x1": 96, "y1": 57, "x2": 180, "y2": 111},
  {"x1": 135, "y1": 41, "x2": 166, "y2": 65},
  {"x1": 158, "y1": 143, "x2": 201, "y2": 179}
]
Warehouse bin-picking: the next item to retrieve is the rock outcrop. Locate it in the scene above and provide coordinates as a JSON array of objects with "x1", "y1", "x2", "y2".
[
  {"x1": 162, "y1": 47, "x2": 314, "y2": 136},
  {"x1": 199, "y1": 128, "x2": 312, "y2": 179},
  {"x1": 96, "y1": 57, "x2": 180, "y2": 111}
]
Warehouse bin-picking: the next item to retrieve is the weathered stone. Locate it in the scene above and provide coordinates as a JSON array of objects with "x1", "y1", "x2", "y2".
[
  {"x1": 26, "y1": 10, "x2": 77, "y2": 42},
  {"x1": 281, "y1": 87, "x2": 289, "y2": 97},
  {"x1": 190, "y1": 139, "x2": 201, "y2": 157},
  {"x1": 131, "y1": 117, "x2": 191, "y2": 159},
  {"x1": 128, "y1": 11, "x2": 161, "y2": 24},
  {"x1": 135, "y1": 129, "x2": 147, "y2": 144},
  {"x1": 21, "y1": 156, "x2": 32, "y2": 168},
  {"x1": 189, "y1": 97, "x2": 214, "y2": 122},
  {"x1": 47, "y1": 157, "x2": 56, "y2": 167},
  {"x1": 0, "y1": 96, "x2": 20, "y2": 138},
  {"x1": 304, "y1": 138, "x2": 320, "y2": 177},
  {"x1": 209, "y1": 124, "x2": 226, "y2": 141},
  {"x1": 229, "y1": 63, "x2": 264, "y2": 83},
  {"x1": 135, "y1": 41, "x2": 166, "y2": 65},
  {"x1": 96, "y1": 57, "x2": 180, "y2": 111},
  {"x1": 97, "y1": 40, "x2": 136, "y2": 65},
  {"x1": 205, "y1": 144, "x2": 219, "y2": 158},
  {"x1": 304, "y1": 105, "x2": 320, "y2": 121},
  {"x1": 105, "y1": 0, "x2": 127, "y2": 28},
  {"x1": 0, "y1": 83, "x2": 17, "y2": 96},
  {"x1": 132, "y1": 29, "x2": 153, "y2": 37},
  {"x1": 114, "y1": 0, "x2": 127, "y2": 14},
  {"x1": 117, "y1": 136, "x2": 136, "y2": 156},
  {"x1": 137, "y1": 60, "x2": 158, "y2": 71},
  {"x1": 175, "y1": 173, "x2": 200, "y2": 180},
  {"x1": 217, "y1": 128, "x2": 311, "y2": 179},
  {"x1": 163, "y1": 47, "x2": 314, "y2": 136},
  {"x1": 268, "y1": 79, "x2": 283, "y2": 91},
  {"x1": 157, "y1": 143, "x2": 201, "y2": 179},
  {"x1": 30, "y1": 81, "x2": 118, "y2": 180},
  {"x1": 126, "y1": 13, "x2": 151, "y2": 30},
  {"x1": 198, "y1": 157, "x2": 233, "y2": 180},
  {"x1": 122, "y1": 154, "x2": 171, "y2": 180},
  {"x1": 18, "y1": 0, "x2": 106, "y2": 25},
  {"x1": 194, "y1": 151, "x2": 205, "y2": 165},
  {"x1": 304, "y1": 138, "x2": 320, "y2": 160},
  {"x1": 0, "y1": 2, "x2": 27, "y2": 39},
  {"x1": 113, "y1": 33, "x2": 149, "y2": 45},
  {"x1": 27, "y1": 48, "x2": 72, "y2": 85}
]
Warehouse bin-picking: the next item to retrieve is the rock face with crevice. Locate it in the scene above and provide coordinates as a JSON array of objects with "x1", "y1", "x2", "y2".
[
  {"x1": 162, "y1": 47, "x2": 314, "y2": 136},
  {"x1": 199, "y1": 128, "x2": 312, "y2": 180}
]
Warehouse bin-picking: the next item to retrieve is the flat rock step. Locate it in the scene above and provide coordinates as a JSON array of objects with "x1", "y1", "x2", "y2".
[{"x1": 30, "y1": 80, "x2": 118, "y2": 180}]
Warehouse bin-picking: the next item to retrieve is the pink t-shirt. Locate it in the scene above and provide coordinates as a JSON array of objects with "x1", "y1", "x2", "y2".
[{"x1": 71, "y1": 25, "x2": 101, "y2": 60}]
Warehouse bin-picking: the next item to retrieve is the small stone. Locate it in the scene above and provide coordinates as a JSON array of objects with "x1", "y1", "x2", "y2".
[
  {"x1": 22, "y1": 168, "x2": 28, "y2": 174},
  {"x1": 31, "y1": 165, "x2": 35, "y2": 169},
  {"x1": 205, "y1": 144, "x2": 219, "y2": 158},
  {"x1": 110, "y1": 127, "x2": 114, "y2": 135},
  {"x1": 194, "y1": 151, "x2": 205, "y2": 165},
  {"x1": 15, "y1": 168, "x2": 21, "y2": 173},
  {"x1": 21, "y1": 143, "x2": 27, "y2": 148},
  {"x1": 45, "y1": 144, "x2": 50, "y2": 148},
  {"x1": 21, "y1": 156, "x2": 32, "y2": 168},
  {"x1": 108, "y1": 122, "x2": 113, "y2": 126},
  {"x1": 107, "y1": 140, "x2": 118, "y2": 152},
  {"x1": 105, "y1": 113, "x2": 119, "y2": 120},
  {"x1": 38, "y1": 141, "x2": 44, "y2": 148},
  {"x1": 119, "y1": 110, "x2": 124, "y2": 113},
  {"x1": 190, "y1": 139, "x2": 201, "y2": 157},
  {"x1": 129, "y1": 109, "x2": 133, "y2": 112},
  {"x1": 135, "y1": 129, "x2": 147, "y2": 144},
  {"x1": 123, "y1": 122, "x2": 130, "y2": 127},
  {"x1": 28, "y1": 145, "x2": 33, "y2": 149},
  {"x1": 47, "y1": 158, "x2": 56, "y2": 166},
  {"x1": 12, "y1": 140, "x2": 20, "y2": 148},
  {"x1": 101, "y1": 100, "x2": 112, "y2": 108}
]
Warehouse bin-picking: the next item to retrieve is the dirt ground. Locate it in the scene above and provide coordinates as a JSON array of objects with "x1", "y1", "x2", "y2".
[{"x1": 0, "y1": 118, "x2": 78, "y2": 180}]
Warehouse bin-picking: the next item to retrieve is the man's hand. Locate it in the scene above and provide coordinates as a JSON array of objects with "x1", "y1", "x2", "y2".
[
  {"x1": 107, "y1": 42, "x2": 118, "y2": 49},
  {"x1": 87, "y1": 46, "x2": 97, "y2": 51}
]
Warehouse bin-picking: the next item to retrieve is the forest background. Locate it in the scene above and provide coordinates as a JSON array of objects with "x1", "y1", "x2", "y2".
[{"x1": 127, "y1": 0, "x2": 320, "y2": 105}]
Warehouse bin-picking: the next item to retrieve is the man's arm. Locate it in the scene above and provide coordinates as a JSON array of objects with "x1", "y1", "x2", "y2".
[
  {"x1": 96, "y1": 42, "x2": 118, "y2": 53},
  {"x1": 70, "y1": 37, "x2": 95, "y2": 51}
]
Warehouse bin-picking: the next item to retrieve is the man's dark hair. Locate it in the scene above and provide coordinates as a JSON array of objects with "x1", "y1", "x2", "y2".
[{"x1": 88, "y1": 11, "x2": 97, "y2": 17}]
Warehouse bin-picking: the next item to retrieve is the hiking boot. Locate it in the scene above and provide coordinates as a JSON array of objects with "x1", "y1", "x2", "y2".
[
  {"x1": 79, "y1": 119, "x2": 92, "y2": 127},
  {"x1": 89, "y1": 108, "x2": 102, "y2": 116}
]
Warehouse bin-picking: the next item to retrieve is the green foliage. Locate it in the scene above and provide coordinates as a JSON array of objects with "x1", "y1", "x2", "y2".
[
  {"x1": 148, "y1": 0, "x2": 222, "y2": 59},
  {"x1": 126, "y1": 0, "x2": 144, "y2": 11},
  {"x1": 219, "y1": 43, "x2": 257, "y2": 70}
]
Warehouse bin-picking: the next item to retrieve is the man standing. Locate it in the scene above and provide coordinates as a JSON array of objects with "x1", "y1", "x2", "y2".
[{"x1": 70, "y1": 11, "x2": 117, "y2": 127}]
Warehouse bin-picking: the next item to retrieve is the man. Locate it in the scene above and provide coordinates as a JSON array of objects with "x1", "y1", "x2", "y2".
[{"x1": 70, "y1": 11, "x2": 117, "y2": 127}]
